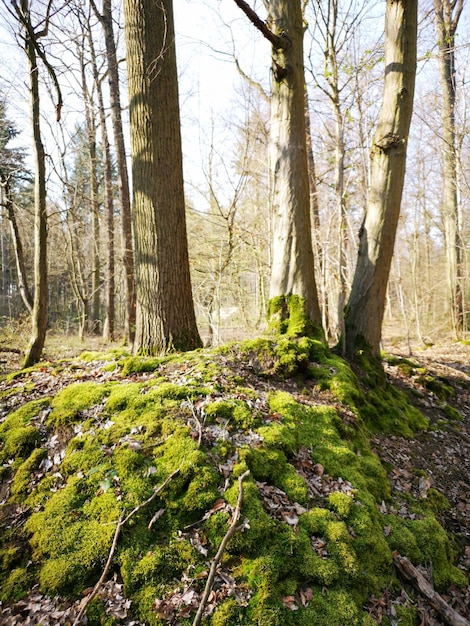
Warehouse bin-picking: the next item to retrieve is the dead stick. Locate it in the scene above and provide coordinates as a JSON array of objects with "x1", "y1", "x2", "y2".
[
  {"x1": 192, "y1": 470, "x2": 250, "y2": 626},
  {"x1": 393, "y1": 554, "x2": 470, "y2": 626},
  {"x1": 72, "y1": 466, "x2": 182, "y2": 625}
]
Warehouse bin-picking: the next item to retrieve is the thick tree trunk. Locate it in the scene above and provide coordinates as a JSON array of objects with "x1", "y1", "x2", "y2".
[
  {"x1": 344, "y1": 0, "x2": 417, "y2": 357},
  {"x1": 267, "y1": 0, "x2": 321, "y2": 327},
  {"x1": 123, "y1": 0, "x2": 201, "y2": 354},
  {"x1": 23, "y1": 0, "x2": 48, "y2": 368},
  {"x1": 433, "y1": 0, "x2": 464, "y2": 335},
  {"x1": 99, "y1": 0, "x2": 136, "y2": 344}
]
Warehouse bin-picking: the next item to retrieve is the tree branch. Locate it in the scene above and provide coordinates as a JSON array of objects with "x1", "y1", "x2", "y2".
[
  {"x1": 72, "y1": 466, "x2": 182, "y2": 626},
  {"x1": 192, "y1": 470, "x2": 250, "y2": 626},
  {"x1": 393, "y1": 554, "x2": 470, "y2": 626},
  {"x1": 232, "y1": 0, "x2": 290, "y2": 49}
]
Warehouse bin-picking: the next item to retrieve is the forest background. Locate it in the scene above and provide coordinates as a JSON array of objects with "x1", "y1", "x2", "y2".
[{"x1": 0, "y1": 0, "x2": 469, "y2": 354}]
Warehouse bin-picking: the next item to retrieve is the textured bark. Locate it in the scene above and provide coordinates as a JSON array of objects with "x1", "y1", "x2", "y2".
[
  {"x1": 94, "y1": 0, "x2": 136, "y2": 344},
  {"x1": 344, "y1": 0, "x2": 417, "y2": 356},
  {"x1": 22, "y1": 0, "x2": 48, "y2": 368},
  {"x1": 267, "y1": 0, "x2": 321, "y2": 326},
  {"x1": 434, "y1": 0, "x2": 464, "y2": 334},
  {"x1": 123, "y1": 0, "x2": 201, "y2": 354}
]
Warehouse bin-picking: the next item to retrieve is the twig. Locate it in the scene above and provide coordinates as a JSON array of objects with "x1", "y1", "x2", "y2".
[
  {"x1": 393, "y1": 553, "x2": 470, "y2": 626},
  {"x1": 188, "y1": 399, "x2": 203, "y2": 448},
  {"x1": 72, "y1": 466, "x2": 182, "y2": 625},
  {"x1": 192, "y1": 470, "x2": 250, "y2": 626}
]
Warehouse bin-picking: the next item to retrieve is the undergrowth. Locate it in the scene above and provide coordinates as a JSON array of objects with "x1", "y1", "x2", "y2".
[{"x1": 0, "y1": 336, "x2": 466, "y2": 625}]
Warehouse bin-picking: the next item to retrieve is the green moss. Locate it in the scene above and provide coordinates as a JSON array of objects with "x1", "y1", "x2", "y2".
[
  {"x1": 0, "y1": 545, "x2": 21, "y2": 571},
  {"x1": 121, "y1": 356, "x2": 162, "y2": 376},
  {"x1": 0, "y1": 398, "x2": 49, "y2": 434},
  {"x1": 86, "y1": 597, "x2": 117, "y2": 626},
  {"x1": 10, "y1": 448, "x2": 47, "y2": 500},
  {"x1": 210, "y1": 597, "x2": 246, "y2": 625},
  {"x1": 305, "y1": 588, "x2": 363, "y2": 626},
  {"x1": 0, "y1": 567, "x2": 31, "y2": 602},
  {"x1": 47, "y1": 382, "x2": 111, "y2": 427},
  {"x1": 25, "y1": 480, "x2": 120, "y2": 595},
  {"x1": 416, "y1": 374, "x2": 454, "y2": 400},
  {"x1": 205, "y1": 399, "x2": 259, "y2": 430},
  {"x1": 410, "y1": 516, "x2": 467, "y2": 589},
  {"x1": 327, "y1": 492, "x2": 355, "y2": 518},
  {"x1": 443, "y1": 404, "x2": 462, "y2": 421},
  {"x1": 267, "y1": 295, "x2": 324, "y2": 340},
  {"x1": 1, "y1": 425, "x2": 40, "y2": 462}
]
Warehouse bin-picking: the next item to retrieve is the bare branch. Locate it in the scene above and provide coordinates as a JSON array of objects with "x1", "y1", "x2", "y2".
[
  {"x1": 192, "y1": 470, "x2": 250, "y2": 626},
  {"x1": 232, "y1": 0, "x2": 290, "y2": 49}
]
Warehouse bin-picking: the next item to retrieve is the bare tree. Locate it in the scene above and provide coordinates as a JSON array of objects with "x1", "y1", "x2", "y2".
[
  {"x1": 344, "y1": 0, "x2": 417, "y2": 356},
  {"x1": 233, "y1": 0, "x2": 322, "y2": 332}
]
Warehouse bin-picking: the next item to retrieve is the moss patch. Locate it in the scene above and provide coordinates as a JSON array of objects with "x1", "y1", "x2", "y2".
[{"x1": 0, "y1": 338, "x2": 465, "y2": 625}]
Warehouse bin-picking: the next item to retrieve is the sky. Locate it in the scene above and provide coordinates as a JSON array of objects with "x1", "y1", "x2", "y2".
[{"x1": 1, "y1": 0, "x2": 470, "y2": 208}]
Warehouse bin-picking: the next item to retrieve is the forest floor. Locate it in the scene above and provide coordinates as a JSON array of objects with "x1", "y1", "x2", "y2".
[{"x1": 0, "y1": 336, "x2": 469, "y2": 625}]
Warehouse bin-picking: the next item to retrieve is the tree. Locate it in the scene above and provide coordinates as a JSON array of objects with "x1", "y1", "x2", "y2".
[
  {"x1": 233, "y1": 0, "x2": 322, "y2": 332},
  {"x1": 344, "y1": 0, "x2": 417, "y2": 356},
  {"x1": 0, "y1": 99, "x2": 33, "y2": 314},
  {"x1": 11, "y1": 0, "x2": 62, "y2": 367},
  {"x1": 91, "y1": 0, "x2": 136, "y2": 344},
  {"x1": 433, "y1": 0, "x2": 465, "y2": 335},
  {"x1": 123, "y1": 0, "x2": 201, "y2": 354}
]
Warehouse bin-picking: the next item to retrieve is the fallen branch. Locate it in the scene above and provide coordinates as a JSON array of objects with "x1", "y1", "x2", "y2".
[
  {"x1": 192, "y1": 470, "x2": 250, "y2": 626},
  {"x1": 73, "y1": 466, "x2": 182, "y2": 625},
  {"x1": 393, "y1": 553, "x2": 470, "y2": 626}
]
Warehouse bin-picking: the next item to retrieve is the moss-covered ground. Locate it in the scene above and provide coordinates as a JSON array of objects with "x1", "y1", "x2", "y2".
[{"x1": 0, "y1": 338, "x2": 468, "y2": 625}]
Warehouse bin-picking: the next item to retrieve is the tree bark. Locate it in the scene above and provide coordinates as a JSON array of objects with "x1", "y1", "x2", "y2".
[
  {"x1": 344, "y1": 0, "x2": 417, "y2": 357},
  {"x1": 123, "y1": 0, "x2": 201, "y2": 354},
  {"x1": 433, "y1": 0, "x2": 464, "y2": 335},
  {"x1": 267, "y1": 0, "x2": 322, "y2": 327},
  {"x1": 21, "y1": 0, "x2": 48, "y2": 368},
  {"x1": 80, "y1": 45, "x2": 101, "y2": 335},
  {"x1": 88, "y1": 24, "x2": 115, "y2": 341},
  {"x1": 94, "y1": 0, "x2": 136, "y2": 344}
]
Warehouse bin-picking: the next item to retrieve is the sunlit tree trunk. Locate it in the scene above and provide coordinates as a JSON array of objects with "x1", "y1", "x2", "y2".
[
  {"x1": 92, "y1": 0, "x2": 136, "y2": 344},
  {"x1": 433, "y1": 0, "x2": 464, "y2": 335},
  {"x1": 267, "y1": 0, "x2": 321, "y2": 327},
  {"x1": 123, "y1": 0, "x2": 201, "y2": 354},
  {"x1": 79, "y1": 43, "x2": 101, "y2": 335},
  {"x1": 20, "y1": 0, "x2": 48, "y2": 367},
  {"x1": 344, "y1": 0, "x2": 417, "y2": 357},
  {"x1": 87, "y1": 24, "x2": 115, "y2": 341}
]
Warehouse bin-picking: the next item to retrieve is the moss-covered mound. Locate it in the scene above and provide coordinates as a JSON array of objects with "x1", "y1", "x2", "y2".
[{"x1": 0, "y1": 338, "x2": 466, "y2": 625}]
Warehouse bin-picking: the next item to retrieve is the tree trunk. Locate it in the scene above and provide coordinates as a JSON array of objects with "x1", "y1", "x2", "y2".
[
  {"x1": 433, "y1": 0, "x2": 464, "y2": 335},
  {"x1": 79, "y1": 44, "x2": 101, "y2": 335},
  {"x1": 267, "y1": 0, "x2": 322, "y2": 328},
  {"x1": 22, "y1": 0, "x2": 48, "y2": 368},
  {"x1": 344, "y1": 0, "x2": 417, "y2": 357},
  {"x1": 1, "y1": 174, "x2": 33, "y2": 313},
  {"x1": 123, "y1": 0, "x2": 201, "y2": 354},
  {"x1": 88, "y1": 25, "x2": 115, "y2": 341},
  {"x1": 97, "y1": 0, "x2": 136, "y2": 344}
]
